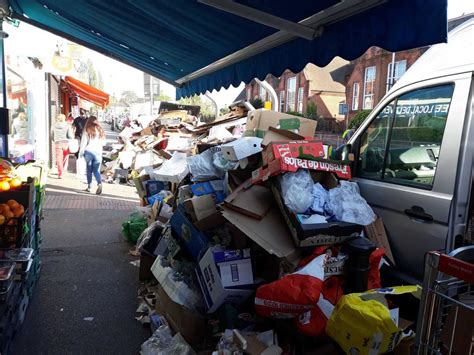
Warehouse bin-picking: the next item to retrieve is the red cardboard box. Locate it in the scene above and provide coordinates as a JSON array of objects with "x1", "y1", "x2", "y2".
[
  {"x1": 262, "y1": 140, "x2": 325, "y2": 165},
  {"x1": 252, "y1": 156, "x2": 352, "y2": 183}
]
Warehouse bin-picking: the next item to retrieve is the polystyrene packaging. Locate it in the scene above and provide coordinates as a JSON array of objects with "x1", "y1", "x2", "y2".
[
  {"x1": 326, "y1": 181, "x2": 376, "y2": 225},
  {"x1": 280, "y1": 170, "x2": 314, "y2": 213}
]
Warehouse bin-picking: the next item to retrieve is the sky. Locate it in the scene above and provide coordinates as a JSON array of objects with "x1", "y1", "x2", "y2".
[{"x1": 4, "y1": 0, "x2": 473, "y2": 109}]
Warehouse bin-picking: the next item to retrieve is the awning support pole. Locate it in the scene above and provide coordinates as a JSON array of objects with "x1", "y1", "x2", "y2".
[
  {"x1": 204, "y1": 92, "x2": 219, "y2": 118},
  {"x1": 255, "y1": 79, "x2": 278, "y2": 112}
]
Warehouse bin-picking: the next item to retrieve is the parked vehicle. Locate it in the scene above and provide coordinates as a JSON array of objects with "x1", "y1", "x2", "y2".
[{"x1": 341, "y1": 20, "x2": 474, "y2": 281}]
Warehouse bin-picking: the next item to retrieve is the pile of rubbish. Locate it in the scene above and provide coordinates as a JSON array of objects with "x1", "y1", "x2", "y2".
[{"x1": 122, "y1": 103, "x2": 416, "y2": 354}]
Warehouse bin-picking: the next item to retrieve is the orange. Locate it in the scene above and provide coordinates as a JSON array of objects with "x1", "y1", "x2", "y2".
[
  {"x1": 0, "y1": 181, "x2": 10, "y2": 191},
  {"x1": 6, "y1": 200, "x2": 19, "y2": 209},
  {"x1": 10, "y1": 178, "x2": 22, "y2": 188},
  {"x1": 12, "y1": 205, "x2": 24, "y2": 217},
  {"x1": 0, "y1": 215, "x2": 5, "y2": 225}
]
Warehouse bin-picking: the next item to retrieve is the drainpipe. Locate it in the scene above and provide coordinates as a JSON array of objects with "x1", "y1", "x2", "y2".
[
  {"x1": 255, "y1": 78, "x2": 278, "y2": 111},
  {"x1": 204, "y1": 91, "x2": 219, "y2": 119}
]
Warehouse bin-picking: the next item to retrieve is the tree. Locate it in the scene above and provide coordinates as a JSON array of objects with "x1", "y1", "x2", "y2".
[
  {"x1": 249, "y1": 98, "x2": 264, "y2": 109},
  {"x1": 349, "y1": 110, "x2": 371, "y2": 129},
  {"x1": 97, "y1": 71, "x2": 104, "y2": 90},
  {"x1": 177, "y1": 95, "x2": 215, "y2": 119},
  {"x1": 155, "y1": 90, "x2": 172, "y2": 102},
  {"x1": 120, "y1": 90, "x2": 139, "y2": 105},
  {"x1": 305, "y1": 101, "x2": 319, "y2": 120},
  {"x1": 86, "y1": 59, "x2": 98, "y2": 88}
]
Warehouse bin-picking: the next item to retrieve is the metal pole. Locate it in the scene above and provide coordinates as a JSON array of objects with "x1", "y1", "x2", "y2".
[
  {"x1": 388, "y1": 52, "x2": 396, "y2": 91},
  {"x1": 255, "y1": 78, "x2": 278, "y2": 111},
  {"x1": 0, "y1": 20, "x2": 8, "y2": 156}
]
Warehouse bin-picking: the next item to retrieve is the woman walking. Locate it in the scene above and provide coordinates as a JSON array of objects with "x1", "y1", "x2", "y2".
[
  {"x1": 51, "y1": 113, "x2": 72, "y2": 178},
  {"x1": 79, "y1": 116, "x2": 105, "y2": 194}
]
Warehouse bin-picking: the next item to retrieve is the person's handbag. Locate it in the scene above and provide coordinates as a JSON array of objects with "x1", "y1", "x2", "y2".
[{"x1": 68, "y1": 139, "x2": 79, "y2": 153}]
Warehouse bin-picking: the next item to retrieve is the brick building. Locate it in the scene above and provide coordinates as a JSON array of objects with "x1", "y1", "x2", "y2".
[
  {"x1": 337, "y1": 13, "x2": 474, "y2": 120},
  {"x1": 244, "y1": 58, "x2": 348, "y2": 122}
]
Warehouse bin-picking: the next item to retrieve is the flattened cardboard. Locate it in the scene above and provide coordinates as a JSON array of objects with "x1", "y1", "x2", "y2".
[
  {"x1": 222, "y1": 206, "x2": 298, "y2": 261},
  {"x1": 261, "y1": 126, "x2": 305, "y2": 146},
  {"x1": 365, "y1": 217, "x2": 395, "y2": 265},
  {"x1": 245, "y1": 109, "x2": 317, "y2": 138},
  {"x1": 224, "y1": 183, "x2": 273, "y2": 220}
]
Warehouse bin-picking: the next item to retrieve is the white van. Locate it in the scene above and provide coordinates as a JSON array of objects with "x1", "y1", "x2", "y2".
[{"x1": 343, "y1": 20, "x2": 474, "y2": 281}]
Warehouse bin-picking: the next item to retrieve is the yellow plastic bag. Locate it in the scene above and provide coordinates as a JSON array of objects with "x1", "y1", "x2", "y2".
[{"x1": 326, "y1": 286, "x2": 420, "y2": 355}]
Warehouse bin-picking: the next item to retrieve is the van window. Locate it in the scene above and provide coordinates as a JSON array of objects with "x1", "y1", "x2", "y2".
[{"x1": 357, "y1": 84, "x2": 454, "y2": 187}]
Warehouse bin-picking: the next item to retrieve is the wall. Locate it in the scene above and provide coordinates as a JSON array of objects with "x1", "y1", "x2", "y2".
[{"x1": 346, "y1": 46, "x2": 427, "y2": 119}]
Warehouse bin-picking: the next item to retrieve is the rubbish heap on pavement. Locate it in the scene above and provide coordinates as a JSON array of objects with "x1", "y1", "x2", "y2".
[{"x1": 120, "y1": 102, "x2": 416, "y2": 354}]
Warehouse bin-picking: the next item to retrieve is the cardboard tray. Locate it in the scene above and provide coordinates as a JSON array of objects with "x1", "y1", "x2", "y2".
[{"x1": 270, "y1": 181, "x2": 362, "y2": 248}]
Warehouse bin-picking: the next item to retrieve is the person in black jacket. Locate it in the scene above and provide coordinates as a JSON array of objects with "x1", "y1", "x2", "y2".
[{"x1": 73, "y1": 109, "x2": 88, "y2": 140}]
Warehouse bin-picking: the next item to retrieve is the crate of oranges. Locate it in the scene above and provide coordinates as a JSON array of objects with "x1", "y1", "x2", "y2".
[{"x1": 0, "y1": 199, "x2": 27, "y2": 247}]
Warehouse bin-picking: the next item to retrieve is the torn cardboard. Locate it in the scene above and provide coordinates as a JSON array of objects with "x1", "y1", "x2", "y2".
[
  {"x1": 225, "y1": 183, "x2": 273, "y2": 220},
  {"x1": 365, "y1": 217, "x2": 395, "y2": 265},
  {"x1": 261, "y1": 126, "x2": 305, "y2": 146}
]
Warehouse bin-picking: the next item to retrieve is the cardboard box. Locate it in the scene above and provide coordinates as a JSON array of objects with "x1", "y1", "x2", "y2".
[
  {"x1": 213, "y1": 249, "x2": 254, "y2": 288},
  {"x1": 191, "y1": 180, "x2": 226, "y2": 203},
  {"x1": 244, "y1": 109, "x2": 317, "y2": 138},
  {"x1": 139, "y1": 252, "x2": 156, "y2": 281},
  {"x1": 196, "y1": 247, "x2": 254, "y2": 313},
  {"x1": 151, "y1": 152, "x2": 189, "y2": 183},
  {"x1": 170, "y1": 205, "x2": 209, "y2": 261},
  {"x1": 154, "y1": 282, "x2": 206, "y2": 346},
  {"x1": 262, "y1": 140, "x2": 325, "y2": 165},
  {"x1": 221, "y1": 137, "x2": 263, "y2": 161},
  {"x1": 144, "y1": 180, "x2": 166, "y2": 197},
  {"x1": 252, "y1": 156, "x2": 352, "y2": 184},
  {"x1": 270, "y1": 181, "x2": 362, "y2": 248},
  {"x1": 261, "y1": 126, "x2": 305, "y2": 146}
]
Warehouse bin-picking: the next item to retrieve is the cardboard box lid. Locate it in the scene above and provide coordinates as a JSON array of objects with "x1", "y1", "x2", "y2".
[
  {"x1": 222, "y1": 206, "x2": 297, "y2": 260},
  {"x1": 190, "y1": 194, "x2": 217, "y2": 221}
]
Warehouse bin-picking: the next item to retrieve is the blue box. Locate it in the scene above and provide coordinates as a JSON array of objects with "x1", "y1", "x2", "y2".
[
  {"x1": 170, "y1": 205, "x2": 209, "y2": 261},
  {"x1": 191, "y1": 180, "x2": 226, "y2": 203},
  {"x1": 145, "y1": 180, "x2": 166, "y2": 197}
]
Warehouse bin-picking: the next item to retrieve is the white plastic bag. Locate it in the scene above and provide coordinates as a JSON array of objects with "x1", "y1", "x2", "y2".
[
  {"x1": 280, "y1": 170, "x2": 314, "y2": 213},
  {"x1": 76, "y1": 157, "x2": 86, "y2": 179},
  {"x1": 311, "y1": 183, "x2": 329, "y2": 214},
  {"x1": 141, "y1": 326, "x2": 195, "y2": 355},
  {"x1": 187, "y1": 148, "x2": 223, "y2": 181},
  {"x1": 68, "y1": 139, "x2": 79, "y2": 154},
  {"x1": 326, "y1": 181, "x2": 376, "y2": 225}
]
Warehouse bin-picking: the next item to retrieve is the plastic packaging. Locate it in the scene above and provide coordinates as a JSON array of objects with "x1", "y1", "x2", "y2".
[
  {"x1": 141, "y1": 325, "x2": 196, "y2": 355},
  {"x1": 137, "y1": 222, "x2": 164, "y2": 252},
  {"x1": 311, "y1": 183, "x2": 329, "y2": 214},
  {"x1": 326, "y1": 181, "x2": 376, "y2": 225},
  {"x1": 0, "y1": 261, "x2": 15, "y2": 294},
  {"x1": 0, "y1": 248, "x2": 33, "y2": 272},
  {"x1": 122, "y1": 212, "x2": 148, "y2": 244},
  {"x1": 279, "y1": 170, "x2": 314, "y2": 213},
  {"x1": 187, "y1": 148, "x2": 224, "y2": 181}
]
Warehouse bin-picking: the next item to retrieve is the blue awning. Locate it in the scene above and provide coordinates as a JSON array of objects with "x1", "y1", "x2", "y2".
[{"x1": 8, "y1": 0, "x2": 447, "y2": 99}]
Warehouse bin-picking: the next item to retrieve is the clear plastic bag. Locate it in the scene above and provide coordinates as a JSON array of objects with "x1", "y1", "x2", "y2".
[
  {"x1": 187, "y1": 149, "x2": 224, "y2": 181},
  {"x1": 141, "y1": 325, "x2": 195, "y2": 355},
  {"x1": 280, "y1": 170, "x2": 314, "y2": 213},
  {"x1": 136, "y1": 221, "x2": 164, "y2": 252},
  {"x1": 326, "y1": 181, "x2": 376, "y2": 225}
]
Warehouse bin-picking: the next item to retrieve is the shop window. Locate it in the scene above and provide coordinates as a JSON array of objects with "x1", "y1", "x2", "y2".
[
  {"x1": 286, "y1": 76, "x2": 296, "y2": 111},
  {"x1": 297, "y1": 87, "x2": 304, "y2": 113},
  {"x1": 363, "y1": 66, "x2": 376, "y2": 109},
  {"x1": 387, "y1": 60, "x2": 407, "y2": 92},
  {"x1": 357, "y1": 84, "x2": 454, "y2": 188},
  {"x1": 352, "y1": 82, "x2": 360, "y2": 111},
  {"x1": 279, "y1": 91, "x2": 285, "y2": 112}
]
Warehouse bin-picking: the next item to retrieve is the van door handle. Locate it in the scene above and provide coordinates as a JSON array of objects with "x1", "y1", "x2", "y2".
[{"x1": 404, "y1": 206, "x2": 433, "y2": 222}]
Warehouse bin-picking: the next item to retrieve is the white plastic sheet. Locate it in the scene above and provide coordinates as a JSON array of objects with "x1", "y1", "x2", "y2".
[{"x1": 280, "y1": 170, "x2": 314, "y2": 213}]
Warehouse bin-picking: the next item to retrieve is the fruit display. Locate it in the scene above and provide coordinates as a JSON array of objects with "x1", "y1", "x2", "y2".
[
  {"x1": 0, "y1": 200, "x2": 25, "y2": 225},
  {"x1": 0, "y1": 159, "x2": 22, "y2": 192}
]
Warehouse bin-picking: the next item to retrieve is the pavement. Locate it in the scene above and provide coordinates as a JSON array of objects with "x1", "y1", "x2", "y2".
[{"x1": 12, "y1": 124, "x2": 150, "y2": 354}]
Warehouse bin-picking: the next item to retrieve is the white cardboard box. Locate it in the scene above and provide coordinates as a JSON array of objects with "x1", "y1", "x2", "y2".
[
  {"x1": 213, "y1": 249, "x2": 254, "y2": 288},
  {"x1": 221, "y1": 137, "x2": 263, "y2": 161},
  {"x1": 196, "y1": 248, "x2": 253, "y2": 313}
]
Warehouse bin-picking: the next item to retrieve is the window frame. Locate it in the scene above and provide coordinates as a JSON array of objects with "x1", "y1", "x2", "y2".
[
  {"x1": 297, "y1": 87, "x2": 304, "y2": 113},
  {"x1": 279, "y1": 90, "x2": 285, "y2": 112},
  {"x1": 259, "y1": 84, "x2": 266, "y2": 102},
  {"x1": 363, "y1": 66, "x2": 376, "y2": 109},
  {"x1": 286, "y1": 76, "x2": 297, "y2": 112},
  {"x1": 386, "y1": 60, "x2": 407, "y2": 92},
  {"x1": 352, "y1": 82, "x2": 360, "y2": 111},
  {"x1": 246, "y1": 87, "x2": 251, "y2": 101},
  {"x1": 355, "y1": 83, "x2": 455, "y2": 191}
]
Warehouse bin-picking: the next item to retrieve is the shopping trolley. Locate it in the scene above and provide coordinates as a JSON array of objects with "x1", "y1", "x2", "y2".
[{"x1": 415, "y1": 246, "x2": 474, "y2": 354}]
